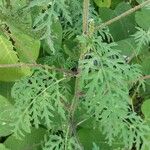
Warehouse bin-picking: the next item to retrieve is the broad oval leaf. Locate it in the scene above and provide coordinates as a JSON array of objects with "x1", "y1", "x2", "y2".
[
  {"x1": 135, "y1": 9, "x2": 150, "y2": 30},
  {"x1": 77, "y1": 127, "x2": 124, "y2": 150},
  {"x1": 116, "y1": 38, "x2": 137, "y2": 56},
  {"x1": 99, "y1": 2, "x2": 136, "y2": 41},
  {"x1": 141, "y1": 99, "x2": 150, "y2": 120},
  {"x1": 141, "y1": 56, "x2": 150, "y2": 75},
  {"x1": 141, "y1": 99, "x2": 150, "y2": 150},
  {"x1": 0, "y1": 35, "x2": 31, "y2": 82},
  {"x1": 0, "y1": 82, "x2": 14, "y2": 101},
  {"x1": 0, "y1": 35, "x2": 18, "y2": 63},
  {"x1": 4, "y1": 127, "x2": 46, "y2": 150},
  {"x1": 0, "y1": 95, "x2": 14, "y2": 137},
  {"x1": 8, "y1": 25, "x2": 40, "y2": 63}
]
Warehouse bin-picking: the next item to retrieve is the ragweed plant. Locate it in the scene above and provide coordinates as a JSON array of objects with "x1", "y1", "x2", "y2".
[{"x1": 0, "y1": 0, "x2": 150, "y2": 150}]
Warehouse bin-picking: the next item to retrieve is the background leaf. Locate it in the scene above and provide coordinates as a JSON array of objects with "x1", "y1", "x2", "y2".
[
  {"x1": 0, "y1": 95, "x2": 14, "y2": 137},
  {"x1": 0, "y1": 35, "x2": 31, "y2": 82},
  {"x1": 8, "y1": 25, "x2": 40, "y2": 63},
  {"x1": 0, "y1": 82, "x2": 14, "y2": 101},
  {"x1": 99, "y1": 2, "x2": 136, "y2": 41},
  {"x1": 135, "y1": 8, "x2": 150, "y2": 31},
  {"x1": 4, "y1": 127, "x2": 46, "y2": 150},
  {"x1": 115, "y1": 38, "x2": 137, "y2": 56},
  {"x1": 77, "y1": 127, "x2": 124, "y2": 150},
  {"x1": 141, "y1": 99, "x2": 150, "y2": 121}
]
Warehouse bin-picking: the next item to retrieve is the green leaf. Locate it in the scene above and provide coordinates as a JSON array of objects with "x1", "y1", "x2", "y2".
[
  {"x1": 8, "y1": 25, "x2": 40, "y2": 63},
  {"x1": 135, "y1": 9, "x2": 150, "y2": 30},
  {"x1": 141, "y1": 56, "x2": 150, "y2": 75},
  {"x1": 0, "y1": 82, "x2": 14, "y2": 101},
  {"x1": 94, "y1": 0, "x2": 111, "y2": 8},
  {"x1": 0, "y1": 35, "x2": 18, "y2": 63},
  {"x1": 4, "y1": 127, "x2": 46, "y2": 150},
  {"x1": 0, "y1": 35, "x2": 31, "y2": 82},
  {"x1": 136, "y1": 50, "x2": 150, "y2": 98},
  {"x1": 0, "y1": 144, "x2": 10, "y2": 150},
  {"x1": 42, "y1": 18, "x2": 63, "y2": 54},
  {"x1": 0, "y1": 95, "x2": 14, "y2": 137},
  {"x1": 77, "y1": 127, "x2": 124, "y2": 150},
  {"x1": 1, "y1": 0, "x2": 34, "y2": 38},
  {"x1": 11, "y1": 68, "x2": 67, "y2": 136},
  {"x1": 141, "y1": 99, "x2": 150, "y2": 121},
  {"x1": 115, "y1": 38, "x2": 149, "y2": 64},
  {"x1": 116, "y1": 38, "x2": 137, "y2": 56},
  {"x1": 92, "y1": 143, "x2": 100, "y2": 150},
  {"x1": 99, "y1": 2, "x2": 136, "y2": 41},
  {"x1": 63, "y1": 38, "x2": 80, "y2": 60},
  {"x1": 141, "y1": 99, "x2": 150, "y2": 150}
]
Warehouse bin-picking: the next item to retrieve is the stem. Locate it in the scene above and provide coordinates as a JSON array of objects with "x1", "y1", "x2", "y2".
[
  {"x1": 76, "y1": 115, "x2": 92, "y2": 126},
  {"x1": 0, "y1": 63, "x2": 76, "y2": 76},
  {"x1": 64, "y1": 125, "x2": 70, "y2": 150},
  {"x1": 95, "y1": 0, "x2": 150, "y2": 31},
  {"x1": 71, "y1": 0, "x2": 90, "y2": 127},
  {"x1": 140, "y1": 75, "x2": 150, "y2": 80},
  {"x1": 83, "y1": 0, "x2": 89, "y2": 34},
  {"x1": 65, "y1": 0, "x2": 90, "y2": 149}
]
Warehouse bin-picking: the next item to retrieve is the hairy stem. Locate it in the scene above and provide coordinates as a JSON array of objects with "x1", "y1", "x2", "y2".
[
  {"x1": 83, "y1": 0, "x2": 89, "y2": 34},
  {"x1": 71, "y1": 0, "x2": 90, "y2": 126},
  {"x1": 0, "y1": 63, "x2": 76, "y2": 76},
  {"x1": 65, "y1": 0, "x2": 90, "y2": 149}
]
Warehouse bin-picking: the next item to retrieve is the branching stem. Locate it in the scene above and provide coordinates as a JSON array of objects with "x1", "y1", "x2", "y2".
[
  {"x1": 0, "y1": 63, "x2": 76, "y2": 76},
  {"x1": 95, "y1": 0, "x2": 150, "y2": 31},
  {"x1": 70, "y1": 0, "x2": 90, "y2": 127},
  {"x1": 65, "y1": 0, "x2": 90, "y2": 149}
]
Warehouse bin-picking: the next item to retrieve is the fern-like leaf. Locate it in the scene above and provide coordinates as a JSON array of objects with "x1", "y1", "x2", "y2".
[
  {"x1": 78, "y1": 35, "x2": 150, "y2": 149},
  {"x1": 11, "y1": 68, "x2": 67, "y2": 137},
  {"x1": 133, "y1": 27, "x2": 150, "y2": 52},
  {"x1": 28, "y1": 0, "x2": 71, "y2": 52},
  {"x1": 43, "y1": 133, "x2": 81, "y2": 150}
]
